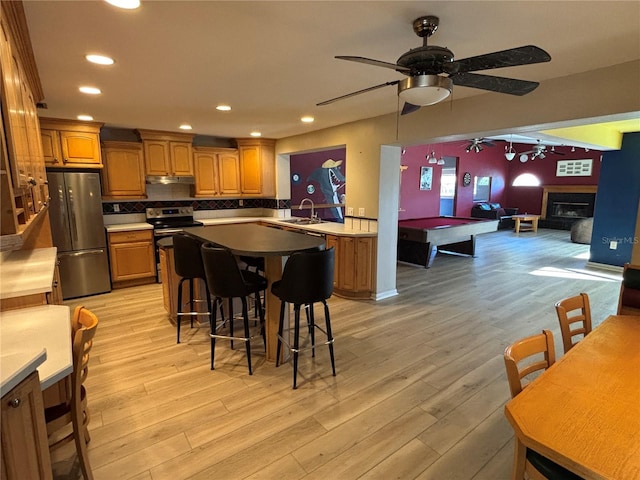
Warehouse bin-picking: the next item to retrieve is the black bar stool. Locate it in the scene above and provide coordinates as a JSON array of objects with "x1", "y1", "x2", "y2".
[
  {"x1": 240, "y1": 255, "x2": 265, "y2": 319},
  {"x1": 271, "y1": 247, "x2": 335, "y2": 389},
  {"x1": 201, "y1": 244, "x2": 267, "y2": 375},
  {"x1": 173, "y1": 233, "x2": 212, "y2": 344}
]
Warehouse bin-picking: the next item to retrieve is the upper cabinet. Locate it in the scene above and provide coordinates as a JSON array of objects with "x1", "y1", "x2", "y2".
[
  {"x1": 0, "y1": 1, "x2": 52, "y2": 247},
  {"x1": 193, "y1": 147, "x2": 240, "y2": 197},
  {"x1": 39, "y1": 118, "x2": 103, "y2": 169},
  {"x1": 236, "y1": 138, "x2": 276, "y2": 197},
  {"x1": 101, "y1": 141, "x2": 146, "y2": 199},
  {"x1": 136, "y1": 129, "x2": 195, "y2": 177}
]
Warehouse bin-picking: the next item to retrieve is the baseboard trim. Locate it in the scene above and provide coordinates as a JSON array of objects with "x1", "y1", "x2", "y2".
[
  {"x1": 586, "y1": 261, "x2": 624, "y2": 273},
  {"x1": 374, "y1": 289, "x2": 398, "y2": 301}
]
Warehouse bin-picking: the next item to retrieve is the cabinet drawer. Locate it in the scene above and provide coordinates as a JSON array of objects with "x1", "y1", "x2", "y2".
[{"x1": 108, "y1": 230, "x2": 152, "y2": 244}]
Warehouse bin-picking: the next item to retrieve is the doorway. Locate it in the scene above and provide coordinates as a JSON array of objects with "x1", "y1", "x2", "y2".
[{"x1": 439, "y1": 156, "x2": 458, "y2": 216}]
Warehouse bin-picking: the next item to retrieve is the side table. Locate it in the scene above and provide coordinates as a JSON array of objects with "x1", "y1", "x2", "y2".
[{"x1": 513, "y1": 214, "x2": 540, "y2": 233}]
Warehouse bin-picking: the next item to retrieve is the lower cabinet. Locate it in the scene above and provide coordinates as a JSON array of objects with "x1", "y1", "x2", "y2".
[
  {"x1": 326, "y1": 234, "x2": 376, "y2": 299},
  {"x1": 108, "y1": 229, "x2": 156, "y2": 288},
  {"x1": 0, "y1": 371, "x2": 53, "y2": 480}
]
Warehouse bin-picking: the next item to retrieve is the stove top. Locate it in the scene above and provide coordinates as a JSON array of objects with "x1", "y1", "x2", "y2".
[{"x1": 145, "y1": 206, "x2": 203, "y2": 231}]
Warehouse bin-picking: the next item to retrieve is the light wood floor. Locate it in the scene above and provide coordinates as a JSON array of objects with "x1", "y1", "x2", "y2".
[{"x1": 53, "y1": 228, "x2": 622, "y2": 480}]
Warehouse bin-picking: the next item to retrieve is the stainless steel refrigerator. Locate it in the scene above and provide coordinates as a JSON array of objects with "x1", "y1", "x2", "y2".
[{"x1": 48, "y1": 171, "x2": 111, "y2": 299}]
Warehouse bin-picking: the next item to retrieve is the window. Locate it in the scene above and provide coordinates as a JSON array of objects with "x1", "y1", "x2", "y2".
[
  {"x1": 473, "y1": 176, "x2": 491, "y2": 202},
  {"x1": 440, "y1": 168, "x2": 456, "y2": 198},
  {"x1": 512, "y1": 173, "x2": 541, "y2": 186}
]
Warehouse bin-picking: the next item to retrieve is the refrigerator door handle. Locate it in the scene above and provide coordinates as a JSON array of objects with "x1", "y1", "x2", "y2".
[
  {"x1": 68, "y1": 186, "x2": 79, "y2": 243},
  {"x1": 58, "y1": 249, "x2": 106, "y2": 258}
]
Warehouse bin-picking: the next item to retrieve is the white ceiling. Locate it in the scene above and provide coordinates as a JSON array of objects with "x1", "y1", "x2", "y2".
[{"x1": 23, "y1": 1, "x2": 640, "y2": 143}]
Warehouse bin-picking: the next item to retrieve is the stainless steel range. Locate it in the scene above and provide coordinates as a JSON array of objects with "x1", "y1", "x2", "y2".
[{"x1": 146, "y1": 206, "x2": 203, "y2": 281}]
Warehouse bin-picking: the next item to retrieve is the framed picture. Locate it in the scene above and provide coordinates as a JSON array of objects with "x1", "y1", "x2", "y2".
[{"x1": 420, "y1": 166, "x2": 433, "y2": 191}]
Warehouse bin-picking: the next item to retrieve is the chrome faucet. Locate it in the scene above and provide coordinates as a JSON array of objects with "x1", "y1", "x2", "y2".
[{"x1": 299, "y1": 198, "x2": 316, "y2": 220}]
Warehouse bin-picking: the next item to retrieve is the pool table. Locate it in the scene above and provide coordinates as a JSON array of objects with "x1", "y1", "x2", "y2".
[{"x1": 397, "y1": 216, "x2": 499, "y2": 268}]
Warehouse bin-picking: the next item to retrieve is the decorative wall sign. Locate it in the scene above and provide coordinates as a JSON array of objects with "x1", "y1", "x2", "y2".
[
  {"x1": 420, "y1": 166, "x2": 433, "y2": 191},
  {"x1": 556, "y1": 159, "x2": 593, "y2": 177}
]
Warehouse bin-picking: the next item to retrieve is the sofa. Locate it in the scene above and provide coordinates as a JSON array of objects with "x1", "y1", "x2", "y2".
[{"x1": 470, "y1": 203, "x2": 519, "y2": 229}]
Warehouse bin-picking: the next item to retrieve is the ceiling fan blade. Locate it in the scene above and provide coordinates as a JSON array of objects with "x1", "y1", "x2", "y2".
[
  {"x1": 446, "y1": 45, "x2": 551, "y2": 74},
  {"x1": 520, "y1": 150, "x2": 535, "y2": 155},
  {"x1": 551, "y1": 151, "x2": 566, "y2": 155},
  {"x1": 401, "y1": 102, "x2": 421, "y2": 115},
  {"x1": 316, "y1": 80, "x2": 399, "y2": 106},
  {"x1": 335, "y1": 56, "x2": 411, "y2": 73},
  {"x1": 451, "y1": 72, "x2": 540, "y2": 96}
]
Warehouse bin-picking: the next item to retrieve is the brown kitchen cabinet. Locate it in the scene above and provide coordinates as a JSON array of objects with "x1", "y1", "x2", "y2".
[
  {"x1": 0, "y1": 371, "x2": 53, "y2": 480},
  {"x1": 136, "y1": 129, "x2": 195, "y2": 177},
  {"x1": 236, "y1": 138, "x2": 276, "y2": 196},
  {"x1": 0, "y1": 4, "x2": 50, "y2": 242},
  {"x1": 108, "y1": 229, "x2": 156, "y2": 287},
  {"x1": 193, "y1": 146, "x2": 241, "y2": 197},
  {"x1": 325, "y1": 234, "x2": 376, "y2": 299},
  {"x1": 39, "y1": 118, "x2": 103, "y2": 168},
  {"x1": 101, "y1": 141, "x2": 146, "y2": 199}
]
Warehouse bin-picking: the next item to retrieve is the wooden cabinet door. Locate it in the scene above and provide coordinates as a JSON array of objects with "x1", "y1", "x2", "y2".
[
  {"x1": 102, "y1": 144, "x2": 145, "y2": 198},
  {"x1": 144, "y1": 140, "x2": 170, "y2": 176},
  {"x1": 355, "y1": 237, "x2": 374, "y2": 292},
  {"x1": 193, "y1": 150, "x2": 219, "y2": 196},
  {"x1": 325, "y1": 235, "x2": 340, "y2": 289},
  {"x1": 59, "y1": 131, "x2": 101, "y2": 166},
  {"x1": 238, "y1": 145, "x2": 262, "y2": 194},
  {"x1": 218, "y1": 152, "x2": 241, "y2": 195},
  {"x1": 109, "y1": 241, "x2": 156, "y2": 281},
  {"x1": 159, "y1": 247, "x2": 171, "y2": 313},
  {"x1": 0, "y1": 371, "x2": 53, "y2": 480},
  {"x1": 339, "y1": 236, "x2": 357, "y2": 291},
  {"x1": 169, "y1": 142, "x2": 193, "y2": 175}
]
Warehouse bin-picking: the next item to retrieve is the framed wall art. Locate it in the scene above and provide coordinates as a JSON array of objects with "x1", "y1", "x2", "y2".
[{"x1": 420, "y1": 166, "x2": 433, "y2": 191}]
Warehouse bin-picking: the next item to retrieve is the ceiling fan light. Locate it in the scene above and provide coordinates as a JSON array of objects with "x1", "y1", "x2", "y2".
[
  {"x1": 505, "y1": 151, "x2": 516, "y2": 161},
  {"x1": 520, "y1": 154, "x2": 529, "y2": 163},
  {"x1": 398, "y1": 75, "x2": 452, "y2": 106}
]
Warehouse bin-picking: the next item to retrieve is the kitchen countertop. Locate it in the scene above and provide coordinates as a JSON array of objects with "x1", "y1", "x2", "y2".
[
  {"x1": 105, "y1": 222, "x2": 154, "y2": 233},
  {"x1": 0, "y1": 305, "x2": 72, "y2": 394},
  {"x1": 105, "y1": 217, "x2": 377, "y2": 237},
  {"x1": 0, "y1": 247, "x2": 57, "y2": 299}
]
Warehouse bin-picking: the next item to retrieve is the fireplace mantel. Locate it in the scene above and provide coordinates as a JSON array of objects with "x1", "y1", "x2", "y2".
[{"x1": 541, "y1": 185, "x2": 598, "y2": 219}]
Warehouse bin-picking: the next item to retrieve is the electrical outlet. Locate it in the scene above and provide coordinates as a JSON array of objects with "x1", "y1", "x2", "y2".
[
  {"x1": 239, "y1": 199, "x2": 244, "y2": 207},
  {"x1": 610, "y1": 240, "x2": 618, "y2": 250},
  {"x1": 113, "y1": 204, "x2": 120, "y2": 212},
  {"x1": 358, "y1": 207, "x2": 365, "y2": 217},
  {"x1": 347, "y1": 207, "x2": 354, "y2": 216}
]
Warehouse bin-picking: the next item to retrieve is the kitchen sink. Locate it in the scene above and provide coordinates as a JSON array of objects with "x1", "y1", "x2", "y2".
[{"x1": 281, "y1": 218, "x2": 326, "y2": 225}]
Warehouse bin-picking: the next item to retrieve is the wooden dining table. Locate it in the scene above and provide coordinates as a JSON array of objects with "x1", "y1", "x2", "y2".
[
  {"x1": 183, "y1": 223, "x2": 326, "y2": 362},
  {"x1": 504, "y1": 314, "x2": 640, "y2": 480}
]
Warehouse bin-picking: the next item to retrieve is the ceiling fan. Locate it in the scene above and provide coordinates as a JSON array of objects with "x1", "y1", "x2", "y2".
[
  {"x1": 317, "y1": 15, "x2": 551, "y2": 115},
  {"x1": 465, "y1": 138, "x2": 495, "y2": 153},
  {"x1": 519, "y1": 141, "x2": 566, "y2": 161}
]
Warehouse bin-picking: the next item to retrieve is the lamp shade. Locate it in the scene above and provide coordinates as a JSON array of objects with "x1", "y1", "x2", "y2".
[
  {"x1": 398, "y1": 75, "x2": 452, "y2": 106},
  {"x1": 505, "y1": 151, "x2": 516, "y2": 161}
]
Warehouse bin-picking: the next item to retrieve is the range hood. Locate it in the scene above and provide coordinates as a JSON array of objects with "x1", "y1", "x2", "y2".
[{"x1": 146, "y1": 176, "x2": 195, "y2": 185}]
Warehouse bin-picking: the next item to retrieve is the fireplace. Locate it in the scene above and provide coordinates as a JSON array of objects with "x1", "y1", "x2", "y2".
[{"x1": 541, "y1": 186, "x2": 597, "y2": 230}]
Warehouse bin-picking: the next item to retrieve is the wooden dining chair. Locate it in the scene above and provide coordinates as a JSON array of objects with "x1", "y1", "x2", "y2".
[
  {"x1": 504, "y1": 330, "x2": 582, "y2": 480},
  {"x1": 617, "y1": 263, "x2": 640, "y2": 315},
  {"x1": 45, "y1": 305, "x2": 99, "y2": 480},
  {"x1": 555, "y1": 292, "x2": 592, "y2": 353}
]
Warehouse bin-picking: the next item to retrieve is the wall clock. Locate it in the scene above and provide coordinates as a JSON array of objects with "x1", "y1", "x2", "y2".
[{"x1": 462, "y1": 172, "x2": 472, "y2": 187}]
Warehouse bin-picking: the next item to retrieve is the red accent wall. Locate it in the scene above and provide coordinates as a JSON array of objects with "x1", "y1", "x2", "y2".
[
  {"x1": 504, "y1": 145, "x2": 602, "y2": 215},
  {"x1": 399, "y1": 142, "x2": 602, "y2": 219}
]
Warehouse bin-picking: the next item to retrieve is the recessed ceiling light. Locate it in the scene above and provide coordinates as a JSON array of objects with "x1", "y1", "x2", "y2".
[
  {"x1": 77, "y1": 115, "x2": 94, "y2": 121},
  {"x1": 179, "y1": 124, "x2": 192, "y2": 130},
  {"x1": 79, "y1": 86, "x2": 101, "y2": 95},
  {"x1": 105, "y1": 0, "x2": 140, "y2": 9},
  {"x1": 301, "y1": 116, "x2": 314, "y2": 123},
  {"x1": 216, "y1": 105, "x2": 231, "y2": 111},
  {"x1": 85, "y1": 54, "x2": 114, "y2": 65},
  {"x1": 250, "y1": 131, "x2": 262, "y2": 137}
]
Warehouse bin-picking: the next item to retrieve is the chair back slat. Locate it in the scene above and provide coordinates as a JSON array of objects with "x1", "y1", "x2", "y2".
[
  {"x1": 504, "y1": 329, "x2": 555, "y2": 399},
  {"x1": 555, "y1": 292, "x2": 592, "y2": 353}
]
